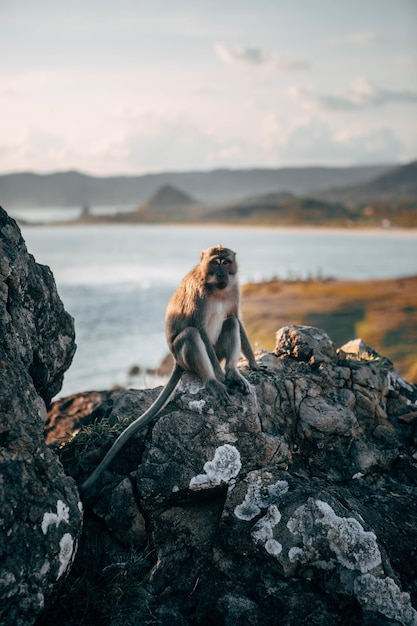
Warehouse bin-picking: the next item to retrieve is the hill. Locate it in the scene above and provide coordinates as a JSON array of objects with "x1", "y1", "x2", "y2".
[
  {"x1": 136, "y1": 184, "x2": 202, "y2": 220},
  {"x1": 316, "y1": 160, "x2": 417, "y2": 203},
  {"x1": 144, "y1": 184, "x2": 197, "y2": 210},
  {"x1": 0, "y1": 164, "x2": 392, "y2": 208},
  {"x1": 203, "y1": 192, "x2": 351, "y2": 225},
  {"x1": 204, "y1": 160, "x2": 417, "y2": 227}
]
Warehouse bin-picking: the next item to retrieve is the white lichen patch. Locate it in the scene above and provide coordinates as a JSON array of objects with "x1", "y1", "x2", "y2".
[
  {"x1": 287, "y1": 499, "x2": 382, "y2": 574},
  {"x1": 41, "y1": 500, "x2": 70, "y2": 535},
  {"x1": 288, "y1": 546, "x2": 304, "y2": 563},
  {"x1": 354, "y1": 574, "x2": 417, "y2": 626},
  {"x1": 316, "y1": 500, "x2": 381, "y2": 573},
  {"x1": 188, "y1": 399, "x2": 206, "y2": 413},
  {"x1": 34, "y1": 396, "x2": 47, "y2": 422},
  {"x1": 40, "y1": 561, "x2": 51, "y2": 577},
  {"x1": 189, "y1": 444, "x2": 242, "y2": 491},
  {"x1": 234, "y1": 471, "x2": 289, "y2": 521},
  {"x1": 57, "y1": 533, "x2": 75, "y2": 579},
  {"x1": 251, "y1": 505, "x2": 283, "y2": 557}
]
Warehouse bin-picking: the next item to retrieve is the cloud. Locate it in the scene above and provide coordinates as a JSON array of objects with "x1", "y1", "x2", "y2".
[
  {"x1": 263, "y1": 118, "x2": 407, "y2": 166},
  {"x1": 344, "y1": 31, "x2": 388, "y2": 46},
  {"x1": 291, "y1": 78, "x2": 417, "y2": 111},
  {"x1": 214, "y1": 43, "x2": 266, "y2": 66},
  {"x1": 214, "y1": 43, "x2": 310, "y2": 72}
]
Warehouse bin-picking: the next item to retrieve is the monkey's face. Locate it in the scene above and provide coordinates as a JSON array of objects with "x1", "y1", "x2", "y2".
[{"x1": 202, "y1": 246, "x2": 237, "y2": 290}]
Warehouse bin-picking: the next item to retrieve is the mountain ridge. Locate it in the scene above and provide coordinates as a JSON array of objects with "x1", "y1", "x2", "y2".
[
  {"x1": 0, "y1": 164, "x2": 394, "y2": 208},
  {"x1": 315, "y1": 160, "x2": 417, "y2": 203}
]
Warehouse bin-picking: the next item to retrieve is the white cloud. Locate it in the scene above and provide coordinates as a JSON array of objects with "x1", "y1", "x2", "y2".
[
  {"x1": 261, "y1": 117, "x2": 407, "y2": 165},
  {"x1": 344, "y1": 31, "x2": 389, "y2": 46},
  {"x1": 214, "y1": 43, "x2": 266, "y2": 66},
  {"x1": 291, "y1": 78, "x2": 417, "y2": 111},
  {"x1": 214, "y1": 43, "x2": 310, "y2": 72}
]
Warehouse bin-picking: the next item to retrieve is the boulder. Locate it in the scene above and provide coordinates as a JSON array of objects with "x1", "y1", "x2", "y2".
[
  {"x1": 0, "y1": 208, "x2": 82, "y2": 626},
  {"x1": 41, "y1": 325, "x2": 417, "y2": 625}
]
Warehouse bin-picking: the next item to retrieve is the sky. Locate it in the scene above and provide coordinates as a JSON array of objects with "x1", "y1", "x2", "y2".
[{"x1": 1, "y1": 0, "x2": 416, "y2": 175}]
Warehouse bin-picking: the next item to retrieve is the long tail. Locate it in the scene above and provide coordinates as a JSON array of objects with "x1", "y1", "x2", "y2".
[{"x1": 80, "y1": 364, "x2": 183, "y2": 492}]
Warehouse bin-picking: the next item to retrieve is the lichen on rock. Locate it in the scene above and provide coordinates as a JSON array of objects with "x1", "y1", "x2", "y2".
[
  {"x1": 50, "y1": 318, "x2": 417, "y2": 625},
  {"x1": 189, "y1": 444, "x2": 242, "y2": 490},
  {"x1": 6, "y1": 202, "x2": 417, "y2": 624}
]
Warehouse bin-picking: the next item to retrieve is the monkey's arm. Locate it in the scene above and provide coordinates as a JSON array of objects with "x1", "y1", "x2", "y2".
[
  {"x1": 239, "y1": 320, "x2": 258, "y2": 370},
  {"x1": 80, "y1": 364, "x2": 183, "y2": 493}
]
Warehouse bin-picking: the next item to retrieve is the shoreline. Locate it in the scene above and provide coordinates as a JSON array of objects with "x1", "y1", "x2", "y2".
[{"x1": 18, "y1": 218, "x2": 417, "y2": 237}]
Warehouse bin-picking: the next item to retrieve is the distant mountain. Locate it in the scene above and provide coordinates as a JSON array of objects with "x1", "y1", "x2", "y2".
[
  {"x1": 204, "y1": 192, "x2": 350, "y2": 225},
  {"x1": 315, "y1": 160, "x2": 417, "y2": 204},
  {"x1": 137, "y1": 184, "x2": 201, "y2": 220},
  {"x1": 0, "y1": 164, "x2": 394, "y2": 208},
  {"x1": 144, "y1": 184, "x2": 197, "y2": 210}
]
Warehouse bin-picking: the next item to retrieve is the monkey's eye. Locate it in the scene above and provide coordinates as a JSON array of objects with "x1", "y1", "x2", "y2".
[
  {"x1": 211, "y1": 258, "x2": 221, "y2": 265},
  {"x1": 221, "y1": 259, "x2": 231, "y2": 265}
]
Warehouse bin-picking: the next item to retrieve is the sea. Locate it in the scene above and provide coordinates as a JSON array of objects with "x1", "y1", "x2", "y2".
[{"x1": 8, "y1": 206, "x2": 417, "y2": 398}]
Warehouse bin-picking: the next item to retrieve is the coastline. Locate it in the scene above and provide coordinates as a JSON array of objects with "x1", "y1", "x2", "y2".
[{"x1": 18, "y1": 217, "x2": 417, "y2": 237}]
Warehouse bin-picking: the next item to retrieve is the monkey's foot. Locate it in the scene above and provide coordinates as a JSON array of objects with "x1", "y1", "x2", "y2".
[
  {"x1": 225, "y1": 369, "x2": 252, "y2": 395},
  {"x1": 205, "y1": 379, "x2": 231, "y2": 405}
]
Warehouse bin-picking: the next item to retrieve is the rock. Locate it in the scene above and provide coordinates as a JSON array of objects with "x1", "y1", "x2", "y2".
[
  {"x1": 0, "y1": 208, "x2": 82, "y2": 626},
  {"x1": 275, "y1": 325, "x2": 337, "y2": 365},
  {"x1": 45, "y1": 390, "x2": 114, "y2": 445},
  {"x1": 41, "y1": 325, "x2": 417, "y2": 625},
  {"x1": 340, "y1": 337, "x2": 380, "y2": 360},
  {"x1": 0, "y1": 209, "x2": 76, "y2": 405}
]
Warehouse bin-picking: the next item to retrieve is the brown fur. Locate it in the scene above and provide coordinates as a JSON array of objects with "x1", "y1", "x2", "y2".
[{"x1": 80, "y1": 245, "x2": 257, "y2": 492}]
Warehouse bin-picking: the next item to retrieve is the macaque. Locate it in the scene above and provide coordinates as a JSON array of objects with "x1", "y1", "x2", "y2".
[{"x1": 80, "y1": 245, "x2": 257, "y2": 492}]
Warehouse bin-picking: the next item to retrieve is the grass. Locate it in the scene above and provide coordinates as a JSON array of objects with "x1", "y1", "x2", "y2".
[
  {"x1": 241, "y1": 275, "x2": 417, "y2": 382},
  {"x1": 35, "y1": 517, "x2": 155, "y2": 626},
  {"x1": 55, "y1": 419, "x2": 127, "y2": 479},
  {"x1": 36, "y1": 415, "x2": 157, "y2": 626}
]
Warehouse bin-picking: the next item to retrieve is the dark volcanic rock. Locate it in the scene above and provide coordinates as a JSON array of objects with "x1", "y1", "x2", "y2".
[
  {"x1": 0, "y1": 208, "x2": 82, "y2": 626},
  {"x1": 43, "y1": 326, "x2": 417, "y2": 625},
  {"x1": 0, "y1": 208, "x2": 76, "y2": 403}
]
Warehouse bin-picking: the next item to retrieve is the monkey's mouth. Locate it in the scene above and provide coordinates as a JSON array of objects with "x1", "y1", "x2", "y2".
[{"x1": 216, "y1": 281, "x2": 228, "y2": 289}]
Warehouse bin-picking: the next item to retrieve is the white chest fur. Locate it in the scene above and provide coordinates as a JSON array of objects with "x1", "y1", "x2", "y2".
[{"x1": 205, "y1": 296, "x2": 232, "y2": 345}]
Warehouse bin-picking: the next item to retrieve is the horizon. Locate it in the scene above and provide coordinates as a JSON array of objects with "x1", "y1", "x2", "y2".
[
  {"x1": 0, "y1": 159, "x2": 405, "y2": 179},
  {"x1": 1, "y1": 1, "x2": 416, "y2": 175}
]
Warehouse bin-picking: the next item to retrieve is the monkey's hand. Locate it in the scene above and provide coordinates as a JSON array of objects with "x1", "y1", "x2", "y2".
[{"x1": 205, "y1": 379, "x2": 231, "y2": 405}]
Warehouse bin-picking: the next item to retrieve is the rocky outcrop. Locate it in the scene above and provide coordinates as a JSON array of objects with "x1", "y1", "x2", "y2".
[
  {"x1": 41, "y1": 326, "x2": 417, "y2": 625},
  {"x1": 0, "y1": 208, "x2": 82, "y2": 626}
]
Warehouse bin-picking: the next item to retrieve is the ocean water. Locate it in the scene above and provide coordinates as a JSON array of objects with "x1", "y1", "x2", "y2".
[{"x1": 15, "y1": 219, "x2": 417, "y2": 398}]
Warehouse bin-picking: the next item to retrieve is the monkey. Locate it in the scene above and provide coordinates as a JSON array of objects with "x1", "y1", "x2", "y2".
[{"x1": 80, "y1": 245, "x2": 258, "y2": 492}]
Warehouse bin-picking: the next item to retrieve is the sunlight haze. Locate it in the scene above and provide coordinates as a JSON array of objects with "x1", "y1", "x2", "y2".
[{"x1": 1, "y1": 0, "x2": 416, "y2": 174}]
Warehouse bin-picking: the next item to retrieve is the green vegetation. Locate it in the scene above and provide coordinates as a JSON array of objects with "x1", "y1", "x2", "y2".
[
  {"x1": 56, "y1": 419, "x2": 131, "y2": 479},
  {"x1": 37, "y1": 420, "x2": 155, "y2": 626},
  {"x1": 241, "y1": 275, "x2": 417, "y2": 382},
  {"x1": 36, "y1": 521, "x2": 154, "y2": 626}
]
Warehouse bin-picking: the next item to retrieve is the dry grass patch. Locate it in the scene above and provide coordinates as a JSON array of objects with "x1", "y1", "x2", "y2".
[{"x1": 241, "y1": 275, "x2": 417, "y2": 382}]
